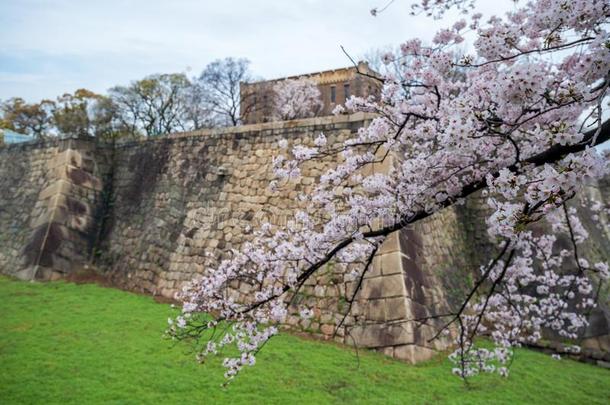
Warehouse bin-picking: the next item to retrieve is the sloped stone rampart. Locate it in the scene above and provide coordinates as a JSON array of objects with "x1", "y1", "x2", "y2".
[
  {"x1": 1, "y1": 113, "x2": 608, "y2": 364},
  {"x1": 0, "y1": 137, "x2": 111, "y2": 280}
]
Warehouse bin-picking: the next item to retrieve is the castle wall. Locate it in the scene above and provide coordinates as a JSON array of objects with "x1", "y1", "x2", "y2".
[
  {"x1": 96, "y1": 114, "x2": 374, "y2": 294},
  {"x1": 92, "y1": 113, "x2": 462, "y2": 361},
  {"x1": 0, "y1": 139, "x2": 59, "y2": 277},
  {"x1": 0, "y1": 137, "x2": 111, "y2": 280},
  {"x1": 1, "y1": 113, "x2": 607, "y2": 364}
]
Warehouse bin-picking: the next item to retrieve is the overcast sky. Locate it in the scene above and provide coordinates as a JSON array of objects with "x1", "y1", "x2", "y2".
[{"x1": 0, "y1": 0, "x2": 515, "y2": 102}]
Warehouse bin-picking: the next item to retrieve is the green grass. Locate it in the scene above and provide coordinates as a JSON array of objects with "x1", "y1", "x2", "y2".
[{"x1": 0, "y1": 276, "x2": 608, "y2": 404}]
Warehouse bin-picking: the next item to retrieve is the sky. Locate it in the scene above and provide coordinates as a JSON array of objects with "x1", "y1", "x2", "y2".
[{"x1": 0, "y1": 0, "x2": 516, "y2": 102}]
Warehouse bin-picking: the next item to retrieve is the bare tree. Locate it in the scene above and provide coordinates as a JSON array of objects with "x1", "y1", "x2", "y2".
[
  {"x1": 183, "y1": 82, "x2": 217, "y2": 130},
  {"x1": 193, "y1": 58, "x2": 255, "y2": 127},
  {"x1": 361, "y1": 45, "x2": 413, "y2": 79},
  {"x1": 88, "y1": 96, "x2": 134, "y2": 140}
]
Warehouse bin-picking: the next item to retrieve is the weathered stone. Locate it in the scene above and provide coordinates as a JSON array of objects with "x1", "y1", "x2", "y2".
[
  {"x1": 378, "y1": 231, "x2": 401, "y2": 255},
  {"x1": 379, "y1": 346, "x2": 395, "y2": 357},
  {"x1": 312, "y1": 285, "x2": 325, "y2": 297},
  {"x1": 377, "y1": 252, "x2": 405, "y2": 276},
  {"x1": 393, "y1": 344, "x2": 437, "y2": 364},
  {"x1": 320, "y1": 313, "x2": 333, "y2": 323},
  {"x1": 365, "y1": 299, "x2": 387, "y2": 321},
  {"x1": 320, "y1": 324, "x2": 334, "y2": 336},
  {"x1": 2, "y1": 113, "x2": 608, "y2": 368},
  {"x1": 350, "y1": 323, "x2": 414, "y2": 347},
  {"x1": 385, "y1": 297, "x2": 408, "y2": 321},
  {"x1": 360, "y1": 273, "x2": 406, "y2": 299}
]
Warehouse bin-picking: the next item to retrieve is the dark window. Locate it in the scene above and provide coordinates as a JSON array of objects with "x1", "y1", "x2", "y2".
[
  {"x1": 330, "y1": 85, "x2": 336, "y2": 103},
  {"x1": 344, "y1": 83, "x2": 350, "y2": 100}
]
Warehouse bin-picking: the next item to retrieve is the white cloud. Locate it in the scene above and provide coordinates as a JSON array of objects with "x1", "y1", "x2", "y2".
[{"x1": 0, "y1": 0, "x2": 515, "y2": 101}]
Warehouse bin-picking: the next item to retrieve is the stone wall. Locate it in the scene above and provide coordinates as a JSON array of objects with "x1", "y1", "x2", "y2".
[
  {"x1": 0, "y1": 113, "x2": 607, "y2": 364},
  {"x1": 96, "y1": 114, "x2": 372, "y2": 292},
  {"x1": 0, "y1": 139, "x2": 59, "y2": 276},
  {"x1": 91, "y1": 113, "x2": 461, "y2": 361},
  {"x1": 0, "y1": 137, "x2": 110, "y2": 280}
]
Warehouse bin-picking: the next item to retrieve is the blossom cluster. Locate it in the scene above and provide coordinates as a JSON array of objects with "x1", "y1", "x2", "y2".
[
  {"x1": 272, "y1": 78, "x2": 323, "y2": 121},
  {"x1": 169, "y1": 0, "x2": 610, "y2": 381}
]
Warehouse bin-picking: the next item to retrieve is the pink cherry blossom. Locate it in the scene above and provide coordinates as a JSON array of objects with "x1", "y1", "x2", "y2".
[{"x1": 168, "y1": 0, "x2": 610, "y2": 382}]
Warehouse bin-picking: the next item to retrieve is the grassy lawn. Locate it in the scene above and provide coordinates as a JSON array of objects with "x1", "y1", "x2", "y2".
[{"x1": 0, "y1": 276, "x2": 608, "y2": 404}]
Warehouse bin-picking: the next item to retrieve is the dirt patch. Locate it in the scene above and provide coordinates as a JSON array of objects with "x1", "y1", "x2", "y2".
[
  {"x1": 64, "y1": 266, "x2": 181, "y2": 306},
  {"x1": 152, "y1": 295, "x2": 180, "y2": 305},
  {"x1": 64, "y1": 267, "x2": 115, "y2": 288}
]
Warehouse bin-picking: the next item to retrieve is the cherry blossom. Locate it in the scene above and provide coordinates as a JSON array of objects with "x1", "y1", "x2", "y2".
[
  {"x1": 168, "y1": 0, "x2": 610, "y2": 382},
  {"x1": 272, "y1": 78, "x2": 323, "y2": 121}
]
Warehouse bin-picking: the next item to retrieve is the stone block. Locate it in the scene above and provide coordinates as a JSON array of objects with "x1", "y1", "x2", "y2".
[
  {"x1": 314, "y1": 285, "x2": 326, "y2": 297},
  {"x1": 54, "y1": 194, "x2": 93, "y2": 217},
  {"x1": 320, "y1": 324, "x2": 334, "y2": 336},
  {"x1": 59, "y1": 165, "x2": 103, "y2": 191},
  {"x1": 50, "y1": 271, "x2": 63, "y2": 281},
  {"x1": 13, "y1": 266, "x2": 37, "y2": 281},
  {"x1": 47, "y1": 149, "x2": 81, "y2": 170},
  {"x1": 379, "y1": 346, "x2": 395, "y2": 357},
  {"x1": 377, "y1": 231, "x2": 401, "y2": 254},
  {"x1": 38, "y1": 180, "x2": 72, "y2": 200},
  {"x1": 365, "y1": 299, "x2": 386, "y2": 321},
  {"x1": 51, "y1": 207, "x2": 94, "y2": 232},
  {"x1": 320, "y1": 313, "x2": 333, "y2": 323},
  {"x1": 385, "y1": 297, "x2": 408, "y2": 321},
  {"x1": 393, "y1": 345, "x2": 437, "y2": 364},
  {"x1": 30, "y1": 210, "x2": 53, "y2": 229},
  {"x1": 159, "y1": 288, "x2": 175, "y2": 298},
  {"x1": 378, "y1": 252, "x2": 405, "y2": 276},
  {"x1": 350, "y1": 323, "x2": 414, "y2": 347},
  {"x1": 345, "y1": 280, "x2": 360, "y2": 298},
  {"x1": 363, "y1": 259, "x2": 382, "y2": 279},
  {"x1": 360, "y1": 273, "x2": 406, "y2": 299},
  {"x1": 286, "y1": 316, "x2": 300, "y2": 326}
]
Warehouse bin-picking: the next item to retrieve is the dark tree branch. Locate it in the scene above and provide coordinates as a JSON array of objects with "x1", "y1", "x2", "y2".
[{"x1": 235, "y1": 118, "x2": 610, "y2": 318}]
